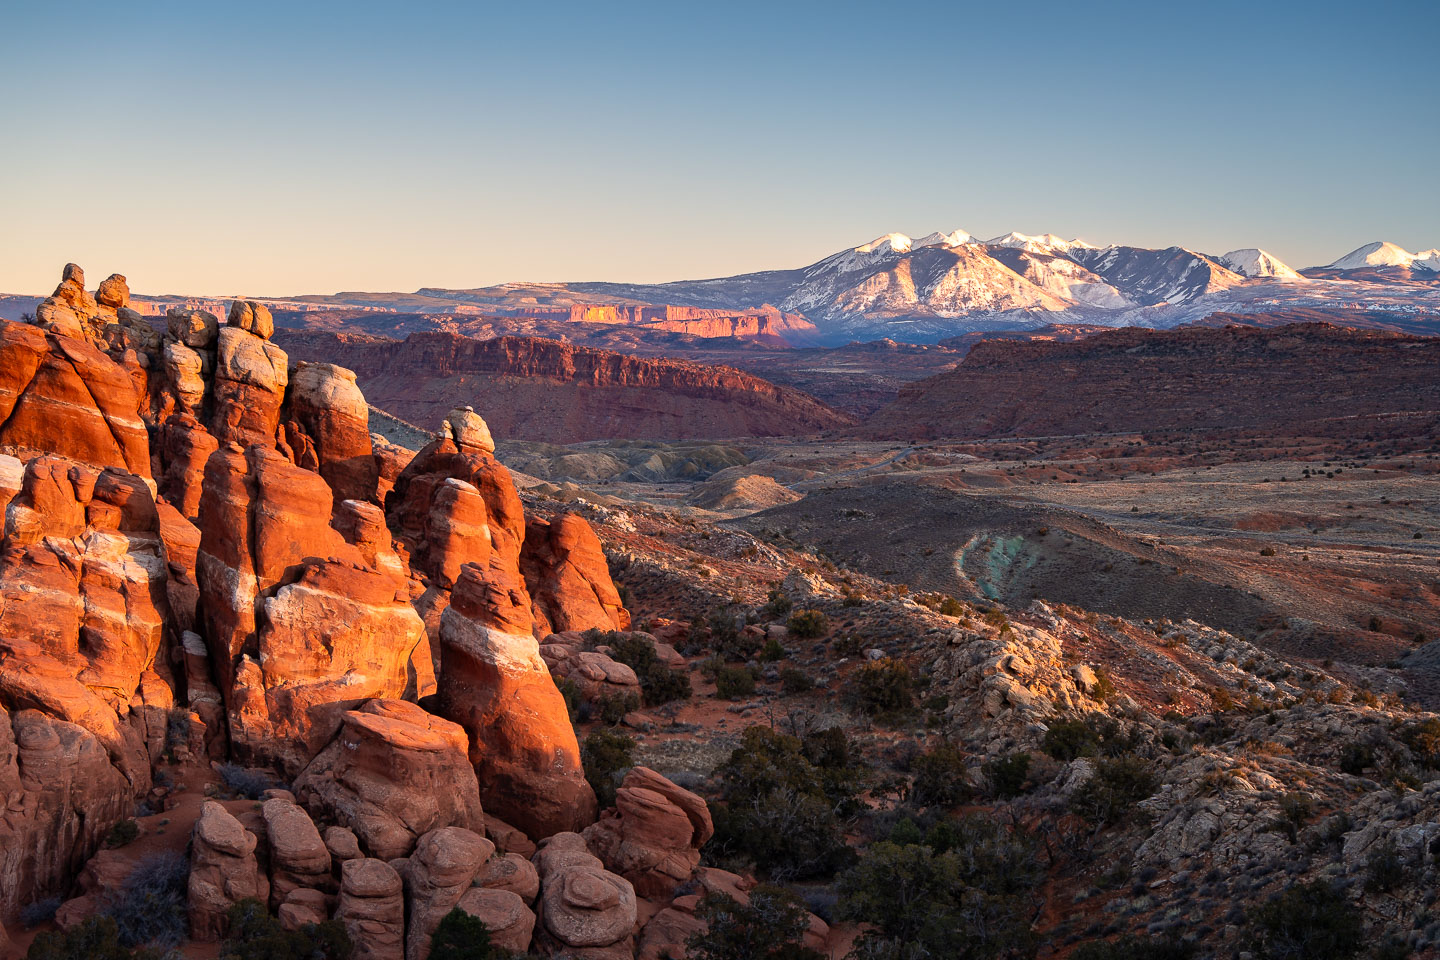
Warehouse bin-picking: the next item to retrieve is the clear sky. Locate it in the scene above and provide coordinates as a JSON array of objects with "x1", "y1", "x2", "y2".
[{"x1": 2, "y1": 0, "x2": 1436, "y2": 296}]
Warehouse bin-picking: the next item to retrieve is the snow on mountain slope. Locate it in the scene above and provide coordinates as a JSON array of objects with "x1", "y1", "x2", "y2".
[
  {"x1": 985, "y1": 247, "x2": 1134, "y2": 309},
  {"x1": 986, "y1": 232, "x2": 1096, "y2": 255},
  {"x1": 1415, "y1": 250, "x2": 1440, "y2": 272},
  {"x1": 1219, "y1": 248, "x2": 1303, "y2": 280},
  {"x1": 1068, "y1": 246, "x2": 1246, "y2": 305},
  {"x1": 1328, "y1": 241, "x2": 1424, "y2": 270}
]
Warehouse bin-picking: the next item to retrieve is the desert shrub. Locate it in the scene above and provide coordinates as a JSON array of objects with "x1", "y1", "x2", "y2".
[
  {"x1": 1071, "y1": 936, "x2": 1195, "y2": 960},
  {"x1": 218, "y1": 764, "x2": 273, "y2": 800},
  {"x1": 1071, "y1": 755, "x2": 1158, "y2": 826},
  {"x1": 1277, "y1": 792, "x2": 1313, "y2": 841},
  {"x1": 984, "y1": 751, "x2": 1032, "y2": 799},
  {"x1": 100, "y1": 852, "x2": 189, "y2": 950},
  {"x1": 851, "y1": 658, "x2": 913, "y2": 716},
  {"x1": 760, "y1": 637, "x2": 787, "y2": 662},
  {"x1": 938, "y1": 596, "x2": 966, "y2": 617},
  {"x1": 1042, "y1": 719, "x2": 1099, "y2": 760},
  {"x1": 837, "y1": 818, "x2": 1040, "y2": 960},
  {"x1": 708, "y1": 608, "x2": 750, "y2": 657},
  {"x1": 1091, "y1": 669, "x2": 1117, "y2": 702},
  {"x1": 581, "y1": 729, "x2": 635, "y2": 808},
  {"x1": 787, "y1": 609, "x2": 829, "y2": 640},
  {"x1": 1259, "y1": 546, "x2": 1277, "y2": 557},
  {"x1": 1338, "y1": 741, "x2": 1373, "y2": 775},
  {"x1": 556, "y1": 677, "x2": 583, "y2": 722},
  {"x1": 604, "y1": 633, "x2": 692, "y2": 706},
  {"x1": 164, "y1": 707, "x2": 191, "y2": 755},
  {"x1": 1246, "y1": 882, "x2": 1363, "y2": 960},
  {"x1": 427, "y1": 907, "x2": 500, "y2": 960},
  {"x1": 715, "y1": 665, "x2": 756, "y2": 700},
  {"x1": 709, "y1": 726, "x2": 861, "y2": 879},
  {"x1": 780, "y1": 666, "x2": 816, "y2": 694},
  {"x1": 686, "y1": 887, "x2": 823, "y2": 960},
  {"x1": 596, "y1": 690, "x2": 640, "y2": 725},
  {"x1": 220, "y1": 898, "x2": 352, "y2": 960},
  {"x1": 1399, "y1": 717, "x2": 1440, "y2": 768},
  {"x1": 24, "y1": 917, "x2": 161, "y2": 960},
  {"x1": 909, "y1": 741, "x2": 971, "y2": 808},
  {"x1": 1364, "y1": 840, "x2": 1409, "y2": 893},
  {"x1": 21, "y1": 896, "x2": 62, "y2": 928},
  {"x1": 760, "y1": 588, "x2": 793, "y2": 621},
  {"x1": 105, "y1": 819, "x2": 140, "y2": 848}
]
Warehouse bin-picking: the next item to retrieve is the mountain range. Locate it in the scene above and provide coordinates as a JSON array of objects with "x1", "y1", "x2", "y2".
[{"x1": 2, "y1": 234, "x2": 1436, "y2": 344}]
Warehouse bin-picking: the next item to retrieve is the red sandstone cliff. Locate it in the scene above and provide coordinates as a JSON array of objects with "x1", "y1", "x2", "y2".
[
  {"x1": 859, "y1": 322, "x2": 1440, "y2": 440},
  {"x1": 275, "y1": 331, "x2": 852, "y2": 442}
]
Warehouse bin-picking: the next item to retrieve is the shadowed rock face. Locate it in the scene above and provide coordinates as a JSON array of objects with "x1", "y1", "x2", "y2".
[
  {"x1": 0, "y1": 264, "x2": 633, "y2": 926},
  {"x1": 860, "y1": 322, "x2": 1440, "y2": 441},
  {"x1": 276, "y1": 330, "x2": 852, "y2": 442}
]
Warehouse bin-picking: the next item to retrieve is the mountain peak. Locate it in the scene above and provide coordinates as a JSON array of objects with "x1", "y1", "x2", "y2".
[
  {"x1": 1219, "y1": 248, "x2": 1302, "y2": 280},
  {"x1": 1327, "y1": 240, "x2": 1419, "y2": 270},
  {"x1": 985, "y1": 232, "x2": 1094, "y2": 254}
]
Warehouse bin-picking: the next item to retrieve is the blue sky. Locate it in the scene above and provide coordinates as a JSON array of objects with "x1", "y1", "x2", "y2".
[{"x1": 1, "y1": 0, "x2": 1435, "y2": 295}]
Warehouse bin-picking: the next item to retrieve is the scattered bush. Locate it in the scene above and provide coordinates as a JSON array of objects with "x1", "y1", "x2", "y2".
[
  {"x1": 984, "y1": 752, "x2": 1032, "y2": 799},
  {"x1": 937, "y1": 596, "x2": 965, "y2": 617},
  {"x1": 99, "y1": 852, "x2": 189, "y2": 950},
  {"x1": 709, "y1": 726, "x2": 861, "y2": 879},
  {"x1": 220, "y1": 898, "x2": 352, "y2": 960},
  {"x1": 24, "y1": 917, "x2": 158, "y2": 960},
  {"x1": 1071, "y1": 755, "x2": 1158, "y2": 826},
  {"x1": 20, "y1": 897, "x2": 62, "y2": 928},
  {"x1": 715, "y1": 665, "x2": 756, "y2": 700},
  {"x1": 686, "y1": 887, "x2": 823, "y2": 960},
  {"x1": 760, "y1": 588, "x2": 793, "y2": 622},
  {"x1": 1338, "y1": 741, "x2": 1373, "y2": 775},
  {"x1": 218, "y1": 764, "x2": 273, "y2": 800},
  {"x1": 1364, "y1": 840, "x2": 1409, "y2": 893},
  {"x1": 787, "y1": 609, "x2": 829, "y2": 640},
  {"x1": 105, "y1": 819, "x2": 140, "y2": 848},
  {"x1": 1246, "y1": 882, "x2": 1363, "y2": 960},
  {"x1": 603, "y1": 633, "x2": 693, "y2": 706},
  {"x1": 581, "y1": 728, "x2": 636, "y2": 807},
  {"x1": 851, "y1": 658, "x2": 913, "y2": 716},
  {"x1": 596, "y1": 690, "x2": 640, "y2": 725},
  {"x1": 1042, "y1": 719, "x2": 1099, "y2": 761},
  {"x1": 1399, "y1": 718, "x2": 1440, "y2": 768},
  {"x1": 427, "y1": 907, "x2": 501, "y2": 960},
  {"x1": 908, "y1": 741, "x2": 971, "y2": 809},
  {"x1": 759, "y1": 637, "x2": 787, "y2": 662},
  {"x1": 780, "y1": 667, "x2": 816, "y2": 694}
]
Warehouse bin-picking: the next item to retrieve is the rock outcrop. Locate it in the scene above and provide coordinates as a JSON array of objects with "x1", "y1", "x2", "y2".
[
  {"x1": 262, "y1": 797, "x2": 332, "y2": 906},
  {"x1": 582, "y1": 767, "x2": 713, "y2": 898},
  {"x1": 336, "y1": 857, "x2": 406, "y2": 960},
  {"x1": 522, "y1": 513, "x2": 631, "y2": 635},
  {"x1": 454, "y1": 887, "x2": 536, "y2": 954},
  {"x1": 188, "y1": 801, "x2": 267, "y2": 940},
  {"x1": 439, "y1": 563, "x2": 597, "y2": 839},
  {"x1": 293, "y1": 700, "x2": 486, "y2": 860},
  {"x1": 402, "y1": 826, "x2": 494, "y2": 960},
  {"x1": 532, "y1": 832, "x2": 637, "y2": 959}
]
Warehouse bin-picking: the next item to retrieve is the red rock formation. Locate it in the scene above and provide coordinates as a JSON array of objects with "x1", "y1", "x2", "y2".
[
  {"x1": 581, "y1": 766, "x2": 714, "y2": 898},
  {"x1": 439, "y1": 563, "x2": 597, "y2": 839},
  {"x1": 276, "y1": 331, "x2": 852, "y2": 442},
  {"x1": 293, "y1": 699, "x2": 486, "y2": 860},
  {"x1": 522, "y1": 513, "x2": 631, "y2": 635},
  {"x1": 336, "y1": 858, "x2": 406, "y2": 960},
  {"x1": 188, "y1": 801, "x2": 268, "y2": 940},
  {"x1": 282, "y1": 361, "x2": 379, "y2": 504},
  {"x1": 0, "y1": 321, "x2": 151, "y2": 475},
  {"x1": 861, "y1": 322, "x2": 1440, "y2": 441},
  {"x1": 196, "y1": 446, "x2": 428, "y2": 772}
]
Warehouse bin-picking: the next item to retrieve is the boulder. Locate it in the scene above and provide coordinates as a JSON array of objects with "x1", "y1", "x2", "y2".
[
  {"x1": 165, "y1": 307, "x2": 220, "y2": 349},
  {"x1": 188, "y1": 801, "x2": 267, "y2": 940},
  {"x1": 403, "y1": 826, "x2": 494, "y2": 960},
  {"x1": 534, "y1": 831, "x2": 637, "y2": 958},
  {"x1": 277, "y1": 887, "x2": 329, "y2": 931},
  {"x1": 227, "y1": 299, "x2": 275, "y2": 340},
  {"x1": 262, "y1": 797, "x2": 332, "y2": 905},
  {"x1": 540, "y1": 640, "x2": 641, "y2": 705},
  {"x1": 336, "y1": 858, "x2": 405, "y2": 960},
  {"x1": 325, "y1": 825, "x2": 363, "y2": 863},
  {"x1": 455, "y1": 887, "x2": 535, "y2": 954},
  {"x1": 582, "y1": 766, "x2": 713, "y2": 898},
  {"x1": 95, "y1": 274, "x2": 129, "y2": 311},
  {"x1": 293, "y1": 699, "x2": 486, "y2": 861},
  {"x1": 479, "y1": 851, "x2": 540, "y2": 904}
]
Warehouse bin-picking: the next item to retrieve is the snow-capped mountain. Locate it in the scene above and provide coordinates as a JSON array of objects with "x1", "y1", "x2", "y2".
[
  {"x1": 1219, "y1": 248, "x2": 1302, "y2": 280},
  {"x1": 269, "y1": 230, "x2": 1440, "y2": 344},
  {"x1": 1325, "y1": 241, "x2": 1440, "y2": 272}
]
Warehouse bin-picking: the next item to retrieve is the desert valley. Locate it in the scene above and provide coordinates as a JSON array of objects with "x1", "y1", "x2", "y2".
[{"x1": 0, "y1": 237, "x2": 1437, "y2": 960}]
